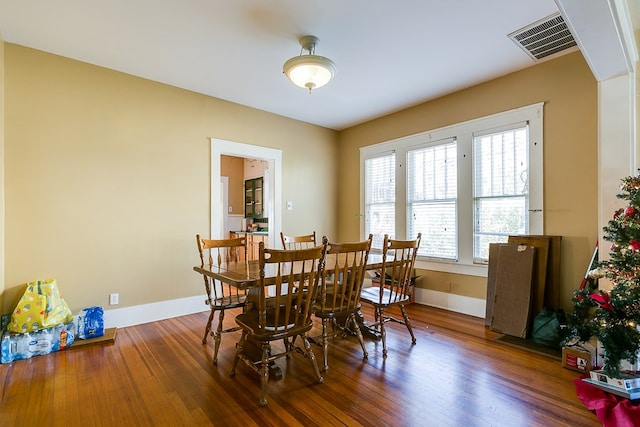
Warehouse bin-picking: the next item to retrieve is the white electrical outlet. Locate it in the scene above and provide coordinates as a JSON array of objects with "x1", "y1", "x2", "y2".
[
  {"x1": 109, "y1": 293, "x2": 119, "y2": 305},
  {"x1": 286, "y1": 201, "x2": 293, "y2": 211}
]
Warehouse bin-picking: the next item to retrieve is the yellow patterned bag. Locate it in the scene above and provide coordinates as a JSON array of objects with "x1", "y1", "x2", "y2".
[{"x1": 8, "y1": 279, "x2": 74, "y2": 333}]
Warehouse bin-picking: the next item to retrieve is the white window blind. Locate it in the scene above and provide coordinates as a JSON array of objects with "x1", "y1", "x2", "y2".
[
  {"x1": 364, "y1": 152, "x2": 396, "y2": 249},
  {"x1": 407, "y1": 139, "x2": 457, "y2": 259},
  {"x1": 473, "y1": 124, "x2": 529, "y2": 261}
]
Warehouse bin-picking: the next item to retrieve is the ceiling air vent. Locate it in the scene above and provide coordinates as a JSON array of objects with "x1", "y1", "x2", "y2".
[{"x1": 509, "y1": 12, "x2": 578, "y2": 62}]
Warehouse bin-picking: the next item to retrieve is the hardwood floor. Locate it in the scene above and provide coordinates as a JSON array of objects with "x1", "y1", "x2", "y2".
[{"x1": 0, "y1": 304, "x2": 600, "y2": 426}]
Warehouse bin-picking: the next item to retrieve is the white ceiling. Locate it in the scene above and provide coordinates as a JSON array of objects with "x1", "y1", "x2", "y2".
[{"x1": 0, "y1": 0, "x2": 609, "y2": 130}]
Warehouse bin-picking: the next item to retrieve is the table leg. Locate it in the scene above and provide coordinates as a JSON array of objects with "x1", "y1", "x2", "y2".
[
  {"x1": 241, "y1": 337, "x2": 283, "y2": 380},
  {"x1": 354, "y1": 309, "x2": 381, "y2": 340},
  {"x1": 334, "y1": 310, "x2": 381, "y2": 341}
]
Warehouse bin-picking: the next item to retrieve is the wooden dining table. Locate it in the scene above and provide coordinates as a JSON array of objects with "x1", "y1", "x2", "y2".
[
  {"x1": 193, "y1": 252, "x2": 385, "y2": 289},
  {"x1": 193, "y1": 252, "x2": 387, "y2": 378},
  {"x1": 193, "y1": 252, "x2": 387, "y2": 335}
]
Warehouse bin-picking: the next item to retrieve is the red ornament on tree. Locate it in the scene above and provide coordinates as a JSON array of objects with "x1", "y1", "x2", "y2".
[
  {"x1": 625, "y1": 206, "x2": 636, "y2": 217},
  {"x1": 630, "y1": 240, "x2": 640, "y2": 251},
  {"x1": 589, "y1": 292, "x2": 614, "y2": 311}
]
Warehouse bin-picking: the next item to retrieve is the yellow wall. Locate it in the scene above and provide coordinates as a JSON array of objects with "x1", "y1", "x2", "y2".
[
  {"x1": 0, "y1": 34, "x2": 5, "y2": 312},
  {"x1": 337, "y1": 52, "x2": 598, "y2": 311},
  {"x1": 2, "y1": 43, "x2": 600, "y2": 316},
  {"x1": 3, "y1": 44, "x2": 338, "y2": 313},
  {"x1": 220, "y1": 155, "x2": 244, "y2": 215}
]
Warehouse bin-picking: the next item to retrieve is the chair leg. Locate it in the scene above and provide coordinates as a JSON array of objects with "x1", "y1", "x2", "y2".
[
  {"x1": 378, "y1": 307, "x2": 388, "y2": 357},
  {"x1": 348, "y1": 314, "x2": 368, "y2": 361},
  {"x1": 212, "y1": 309, "x2": 225, "y2": 364},
  {"x1": 202, "y1": 309, "x2": 215, "y2": 345},
  {"x1": 321, "y1": 318, "x2": 330, "y2": 372},
  {"x1": 229, "y1": 331, "x2": 245, "y2": 377},
  {"x1": 285, "y1": 337, "x2": 296, "y2": 359},
  {"x1": 373, "y1": 307, "x2": 380, "y2": 328},
  {"x1": 259, "y1": 343, "x2": 271, "y2": 407},
  {"x1": 302, "y1": 335, "x2": 324, "y2": 384},
  {"x1": 400, "y1": 305, "x2": 417, "y2": 345}
]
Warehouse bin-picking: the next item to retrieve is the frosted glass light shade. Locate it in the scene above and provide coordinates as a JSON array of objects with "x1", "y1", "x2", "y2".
[{"x1": 283, "y1": 55, "x2": 336, "y2": 90}]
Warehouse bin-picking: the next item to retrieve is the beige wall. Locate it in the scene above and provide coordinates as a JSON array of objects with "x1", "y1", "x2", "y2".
[
  {"x1": 220, "y1": 155, "x2": 244, "y2": 215},
  {"x1": 3, "y1": 44, "x2": 338, "y2": 313},
  {"x1": 337, "y1": 52, "x2": 598, "y2": 310},
  {"x1": 0, "y1": 43, "x2": 601, "y2": 316},
  {"x1": 0, "y1": 34, "x2": 5, "y2": 312}
]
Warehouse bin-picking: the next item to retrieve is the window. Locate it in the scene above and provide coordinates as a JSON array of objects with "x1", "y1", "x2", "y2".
[
  {"x1": 407, "y1": 139, "x2": 457, "y2": 259},
  {"x1": 473, "y1": 125, "x2": 529, "y2": 261},
  {"x1": 360, "y1": 103, "x2": 543, "y2": 276},
  {"x1": 364, "y1": 152, "x2": 396, "y2": 249}
]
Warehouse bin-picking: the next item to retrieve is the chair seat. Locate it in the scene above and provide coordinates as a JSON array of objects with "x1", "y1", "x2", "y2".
[
  {"x1": 360, "y1": 287, "x2": 411, "y2": 307},
  {"x1": 235, "y1": 307, "x2": 313, "y2": 341},
  {"x1": 210, "y1": 294, "x2": 247, "y2": 309},
  {"x1": 313, "y1": 297, "x2": 360, "y2": 318}
]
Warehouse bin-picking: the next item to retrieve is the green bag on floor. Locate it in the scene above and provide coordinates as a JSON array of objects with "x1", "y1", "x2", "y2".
[{"x1": 530, "y1": 307, "x2": 563, "y2": 349}]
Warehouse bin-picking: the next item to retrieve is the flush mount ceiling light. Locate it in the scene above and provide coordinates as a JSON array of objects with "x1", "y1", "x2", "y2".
[{"x1": 283, "y1": 35, "x2": 336, "y2": 92}]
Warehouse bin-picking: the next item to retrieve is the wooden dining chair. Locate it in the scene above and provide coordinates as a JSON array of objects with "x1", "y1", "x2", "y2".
[
  {"x1": 360, "y1": 233, "x2": 421, "y2": 357},
  {"x1": 280, "y1": 231, "x2": 317, "y2": 250},
  {"x1": 230, "y1": 238, "x2": 327, "y2": 406},
  {"x1": 196, "y1": 234, "x2": 248, "y2": 364},
  {"x1": 312, "y1": 234, "x2": 373, "y2": 372}
]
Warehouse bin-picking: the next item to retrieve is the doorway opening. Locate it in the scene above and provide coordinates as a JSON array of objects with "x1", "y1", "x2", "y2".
[{"x1": 210, "y1": 138, "x2": 282, "y2": 249}]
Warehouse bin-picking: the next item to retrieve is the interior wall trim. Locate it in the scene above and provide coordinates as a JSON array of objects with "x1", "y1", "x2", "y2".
[{"x1": 103, "y1": 295, "x2": 205, "y2": 329}]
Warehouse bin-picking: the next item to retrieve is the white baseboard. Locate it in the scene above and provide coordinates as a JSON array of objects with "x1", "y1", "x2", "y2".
[
  {"x1": 103, "y1": 295, "x2": 207, "y2": 329},
  {"x1": 415, "y1": 288, "x2": 485, "y2": 318},
  {"x1": 103, "y1": 289, "x2": 486, "y2": 329}
]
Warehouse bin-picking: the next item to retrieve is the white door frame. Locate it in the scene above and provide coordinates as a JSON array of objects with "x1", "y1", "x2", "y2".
[
  {"x1": 210, "y1": 138, "x2": 282, "y2": 248},
  {"x1": 220, "y1": 176, "x2": 229, "y2": 238}
]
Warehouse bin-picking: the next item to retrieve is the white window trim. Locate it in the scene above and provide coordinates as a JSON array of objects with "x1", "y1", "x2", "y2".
[{"x1": 360, "y1": 103, "x2": 544, "y2": 277}]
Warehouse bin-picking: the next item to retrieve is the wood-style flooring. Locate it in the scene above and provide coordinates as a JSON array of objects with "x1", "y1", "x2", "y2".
[{"x1": 0, "y1": 304, "x2": 601, "y2": 426}]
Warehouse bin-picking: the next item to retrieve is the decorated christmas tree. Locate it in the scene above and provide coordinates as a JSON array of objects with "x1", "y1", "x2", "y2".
[{"x1": 566, "y1": 176, "x2": 640, "y2": 378}]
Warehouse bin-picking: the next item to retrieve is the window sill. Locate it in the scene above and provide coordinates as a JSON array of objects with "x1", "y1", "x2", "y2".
[{"x1": 415, "y1": 259, "x2": 488, "y2": 278}]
